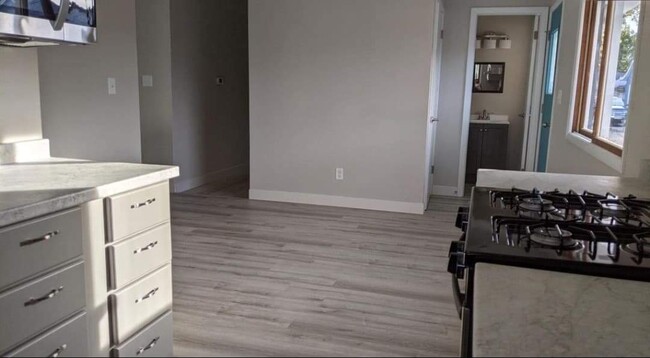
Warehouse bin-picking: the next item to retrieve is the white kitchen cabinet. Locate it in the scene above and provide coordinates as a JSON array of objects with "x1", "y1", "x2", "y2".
[{"x1": 0, "y1": 180, "x2": 175, "y2": 357}]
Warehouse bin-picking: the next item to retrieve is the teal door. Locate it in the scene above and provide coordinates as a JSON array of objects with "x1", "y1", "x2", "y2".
[{"x1": 537, "y1": 3, "x2": 562, "y2": 172}]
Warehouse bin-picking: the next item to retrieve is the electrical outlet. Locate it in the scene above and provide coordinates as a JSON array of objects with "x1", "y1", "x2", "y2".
[
  {"x1": 336, "y1": 168, "x2": 344, "y2": 180},
  {"x1": 108, "y1": 77, "x2": 116, "y2": 95}
]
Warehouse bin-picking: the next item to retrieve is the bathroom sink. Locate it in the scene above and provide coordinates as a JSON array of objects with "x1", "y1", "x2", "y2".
[{"x1": 470, "y1": 114, "x2": 509, "y2": 124}]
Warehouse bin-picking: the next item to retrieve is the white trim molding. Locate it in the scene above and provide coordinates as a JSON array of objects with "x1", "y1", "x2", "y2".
[
  {"x1": 249, "y1": 189, "x2": 425, "y2": 215},
  {"x1": 174, "y1": 163, "x2": 249, "y2": 193}
]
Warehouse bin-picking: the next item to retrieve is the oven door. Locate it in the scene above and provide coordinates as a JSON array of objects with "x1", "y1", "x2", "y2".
[
  {"x1": 0, "y1": 0, "x2": 96, "y2": 45},
  {"x1": 447, "y1": 235, "x2": 466, "y2": 317},
  {"x1": 448, "y1": 235, "x2": 473, "y2": 357}
]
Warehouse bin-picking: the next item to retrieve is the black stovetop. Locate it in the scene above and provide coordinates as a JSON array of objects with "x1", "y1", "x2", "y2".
[{"x1": 465, "y1": 187, "x2": 650, "y2": 281}]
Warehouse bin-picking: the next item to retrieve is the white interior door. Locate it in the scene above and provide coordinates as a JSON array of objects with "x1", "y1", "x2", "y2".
[
  {"x1": 424, "y1": 0, "x2": 445, "y2": 205},
  {"x1": 522, "y1": 11, "x2": 550, "y2": 172}
]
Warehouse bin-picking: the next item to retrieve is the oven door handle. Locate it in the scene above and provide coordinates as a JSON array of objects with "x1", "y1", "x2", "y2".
[{"x1": 451, "y1": 272, "x2": 465, "y2": 319}]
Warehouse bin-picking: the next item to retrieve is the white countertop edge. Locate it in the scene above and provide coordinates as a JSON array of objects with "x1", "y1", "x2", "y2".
[
  {"x1": 0, "y1": 166, "x2": 179, "y2": 227},
  {"x1": 476, "y1": 169, "x2": 650, "y2": 197}
]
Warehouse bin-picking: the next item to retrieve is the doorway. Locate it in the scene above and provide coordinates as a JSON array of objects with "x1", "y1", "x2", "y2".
[
  {"x1": 465, "y1": 15, "x2": 537, "y2": 184},
  {"x1": 537, "y1": 2, "x2": 563, "y2": 172},
  {"x1": 457, "y1": 7, "x2": 549, "y2": 195},
  {"x1": 424, "y1": 0, "x2": 445, "y2": 206}
]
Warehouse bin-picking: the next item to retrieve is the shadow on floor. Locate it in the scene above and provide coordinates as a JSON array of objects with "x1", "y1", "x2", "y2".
[{"x1": 182, "y1": 178, "x2": 250, "y2": 199}]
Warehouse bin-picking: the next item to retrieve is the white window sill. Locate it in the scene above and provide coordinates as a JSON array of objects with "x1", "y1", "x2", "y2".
[{"x1": 566, "y1": 132, "x2": 623, "y2": 173}]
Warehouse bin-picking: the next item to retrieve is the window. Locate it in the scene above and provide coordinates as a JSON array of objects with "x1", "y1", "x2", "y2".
[{"x1": 573, "y1": 0, "x2": 641, "y2": 156}]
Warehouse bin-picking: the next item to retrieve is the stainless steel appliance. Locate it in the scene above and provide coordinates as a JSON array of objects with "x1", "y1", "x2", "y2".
[
  {"x1": 0, "y1": 0, "x2": 96, "y2": 47},
  {"x1": 448, "y1": 187, "x2": 650, "y2": 356}
]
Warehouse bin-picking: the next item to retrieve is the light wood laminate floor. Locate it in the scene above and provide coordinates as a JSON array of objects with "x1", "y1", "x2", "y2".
[{"x1": 172, "y1": 183, "x2": 468, "y2": 356}]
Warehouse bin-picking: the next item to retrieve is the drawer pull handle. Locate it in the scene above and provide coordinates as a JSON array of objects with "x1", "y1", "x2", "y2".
[
  {"x1": 134, "y1": 241, "x2": 159, "y2": 255},
  {"x1": 131, "y1": 198, "x2": 156, "y2": 209},
  {"x1": 136, "y1": 337, "x2": 160, "y2": 355},
  {"x1": 25, "y1": 286, "x2": 64, "y2": 306},
  {"x1": 135, "y1": 287, "x2": 159, "y2": 303},
  {"x1": 48, "y1": 344, "x2": 67, "y2": 358},
  {"x1": 20, "y1": 230, "x2": 60, "y2": 247}
]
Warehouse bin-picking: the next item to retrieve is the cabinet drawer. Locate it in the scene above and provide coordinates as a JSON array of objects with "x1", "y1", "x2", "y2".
[
  {"x1": 112, "y1": 311, "x2": 173, "y2": 357},
  {"x1": 0, "y1": 261, "x2": 86, "y2": 353},
  {"x1": 110, "y1": 265, "x2": 173, "y2": 345},
  {"x1": 4, "y1": 312, "x2": 88, "y2": 357},
  {"x1": 0, "y1": 208, "x2": 82, "y2": 290},
  {"x1": 106, "y1": 182, "x2": 170, "y2": 243},
  {"x1": 108, "y1": 223, "x2": 172, "y2": 290}
]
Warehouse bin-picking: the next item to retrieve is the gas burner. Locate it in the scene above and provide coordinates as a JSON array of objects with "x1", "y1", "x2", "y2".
[
  {"x1": 520, "y1": 197, "x2": 554, "y2": 211},
  {"x1": 529, "y1": 226, "x2": 581, "y2": 249},
  {"x1": 515, "y1": 194, "x2": 567, "y2": 220}
]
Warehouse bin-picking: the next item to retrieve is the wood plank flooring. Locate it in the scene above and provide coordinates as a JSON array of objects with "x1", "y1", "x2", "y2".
[{"x1": 171, "y1": 183, "x2": 468, "y2": 356}]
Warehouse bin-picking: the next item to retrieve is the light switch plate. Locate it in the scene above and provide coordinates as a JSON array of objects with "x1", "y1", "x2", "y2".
[
  {"x1": 142, "y1": 75, "x2": 153, "y2": 87},
  {"x1": 108, "y1": 78, "x2": 117, "y2": 95},
  {"x1": 336, "y1": 168, "x2": 344, "y2": 181}
]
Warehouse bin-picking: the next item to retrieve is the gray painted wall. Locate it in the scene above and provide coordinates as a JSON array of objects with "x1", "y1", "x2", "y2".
[
  {"x1": 435, "y1": 0, "x2": 552, "y2": 189},
  {"x1": 0, "y1": 48, "x2": 42, "y2": 143},
  {"x1": 472, "y1": 15, "x2": 534, "y2": 171},
  {"x1": 39, "y1": 0, "x2": 142, "y2": 163},
  {"x1": 249, "y1": 0, "x2": 434, "y2": 204},
  {"x1": 169, "y1": 0, "x2": 249, "y2": 192},
  {"x1": 136, "y1": 0, "x2": 173, "y2": 166}
]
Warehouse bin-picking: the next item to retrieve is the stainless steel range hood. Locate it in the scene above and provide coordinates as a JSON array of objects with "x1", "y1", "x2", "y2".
[{"x1": 0, "y1": 0, "x2": 96, "y2": 48}]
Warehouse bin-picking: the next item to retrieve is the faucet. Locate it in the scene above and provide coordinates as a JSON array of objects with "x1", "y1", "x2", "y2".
[{"x1": 478, "y1": 109, "x2": 490, "y2": 121}]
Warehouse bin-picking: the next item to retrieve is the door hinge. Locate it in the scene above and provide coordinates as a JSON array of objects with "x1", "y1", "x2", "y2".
[
  {"x1": 441, "y1": 30, "x2": 444, "y2": 39},
  {"x1": 534, "y1": 30, "x2": 539, "y2": 40},
  {"x1": 431, "y1": 165, "x2": 435, "y2": 174}
]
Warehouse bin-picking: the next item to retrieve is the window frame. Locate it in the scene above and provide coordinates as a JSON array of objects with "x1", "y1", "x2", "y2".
[{"x1": 572, "y1": 0, "x2": 624, "y2": 157}]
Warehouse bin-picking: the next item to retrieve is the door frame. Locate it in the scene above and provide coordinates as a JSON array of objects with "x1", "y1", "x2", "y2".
[
  {"x1": 456, "y1": 7, "x2": 549, "y2": 197},
  {"x1": 423, "y1": 0, "x2": 445, "y2": 207},
  {"x1": 536, "y1": 0, "x2": 564, "y2": 172}
]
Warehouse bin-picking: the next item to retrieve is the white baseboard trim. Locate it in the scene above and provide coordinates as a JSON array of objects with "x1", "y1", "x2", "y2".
[
  {"x1": 249, "y1": 189, "x2": 425, "y2": 214},
  {"x1": 430, "y1": 185, "x2": 460, "y2": 197},
  {"x1": 174, "y1": 163, "x2": 249, "y2": 193}
]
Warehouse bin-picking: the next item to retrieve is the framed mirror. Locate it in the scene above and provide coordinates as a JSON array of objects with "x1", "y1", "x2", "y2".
[{"x1": 473, "y1": 62, "x2": 505, "y2": 93}]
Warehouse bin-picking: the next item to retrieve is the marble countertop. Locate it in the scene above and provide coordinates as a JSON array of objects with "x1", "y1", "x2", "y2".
[
  {"x1": 472, "y1": 263, "x2": 650, "y2": 357},
  {"x1": 476, "y1": 169, "x2": 650, "y2": 197},
  {"x1": 0, "y1": 159, "x2": 179, "y2": 227}
]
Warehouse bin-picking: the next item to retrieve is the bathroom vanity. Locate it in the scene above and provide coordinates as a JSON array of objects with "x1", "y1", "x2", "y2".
[{"x1": 465, "y1": 120, "x2": 509, "y2": 184}]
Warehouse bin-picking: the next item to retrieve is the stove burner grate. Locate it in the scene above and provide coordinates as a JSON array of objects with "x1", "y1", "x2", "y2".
[{"x1": 622, "y1": 232, "x2": 650, "y2": 259}]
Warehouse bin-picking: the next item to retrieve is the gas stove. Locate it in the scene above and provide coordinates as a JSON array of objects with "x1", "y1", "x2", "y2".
[
  {"x1": 458, "y1": 187, "x2": 650, "y2": 282},
  {"x1": 448, "y1": 185, "x2": 650, "y2": 358}
]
